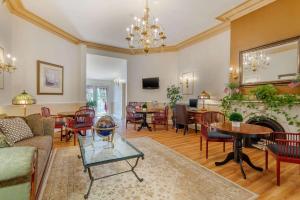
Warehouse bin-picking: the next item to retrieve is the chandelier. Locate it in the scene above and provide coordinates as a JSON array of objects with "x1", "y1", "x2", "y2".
[
  {"x1": 243, "y1": 51, "x2": 270, "y2": 72},
  {"x1": 0, "y1": 53, "x2": 17, "y2": 73},
  {"x1": 125, "y1": 0, "x2": 167, "y2": 53}
]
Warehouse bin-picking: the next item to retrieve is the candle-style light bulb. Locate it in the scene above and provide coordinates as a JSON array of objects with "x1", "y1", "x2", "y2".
[{"x1": 7, "y1": 54, "x2": 11, "y2": 58}]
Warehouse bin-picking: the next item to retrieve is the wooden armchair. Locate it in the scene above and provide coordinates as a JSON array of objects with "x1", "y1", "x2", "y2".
[
  {"x1": 41, "y1": 107, "x2": 65, "y2": 141},
  {"x1": 65, "y1": 109, "x2": 95, "y2": 145},
  {"x1": 152, "y1": 106, "x2": 169, "y2": 131},
  {"x1": 126, "y1": 105, "x2": 143, "y2": 130},
  {"x1": 200, "y1": 111, "x2": 233, "y2": 159},
  {"x1": 265, "y1": 132, "x2": 300, "y2": 185},
  {"x1": 175, "y1": 104, "x2": 197, "y2": 135}
]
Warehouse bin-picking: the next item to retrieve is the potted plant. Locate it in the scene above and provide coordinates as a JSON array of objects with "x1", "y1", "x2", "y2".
[
  {"x1": 87, "y1": 100, "x2": 97, "y2": 109},
  {"x1": 142, "y1": 102, "x2": 147, "y2": 111},
  {"x1": 229, "y1": 112, "x2": 243, "y2": 127},
  {"x1": 167, "y1": 85, "x2": 183, "y2": 127}
]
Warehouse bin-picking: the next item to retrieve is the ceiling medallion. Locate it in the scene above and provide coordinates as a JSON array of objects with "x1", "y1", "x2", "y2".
[{"x1": 125, "y1": 0, "x2": 167, "y2": 53}]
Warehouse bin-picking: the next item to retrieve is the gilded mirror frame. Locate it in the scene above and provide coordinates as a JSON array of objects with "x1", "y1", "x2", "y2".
[{"x1": 239, "y1": 36, "x2": 300, "y2": 86}]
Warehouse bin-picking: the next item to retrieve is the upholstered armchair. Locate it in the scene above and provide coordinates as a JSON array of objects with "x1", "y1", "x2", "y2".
[
  {"x1": 265, "y1": 132, "x2": 300, "y2": 185},
  {"x1": 65, "y1": 109, "x2": 95, "y2": 146},
  {"x1": 126, "y1": 106, "x2": 143, "y2": 130}
]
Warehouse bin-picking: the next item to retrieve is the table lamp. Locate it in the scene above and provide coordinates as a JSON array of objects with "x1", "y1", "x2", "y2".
[
  {"x1": 12, "y1": 90, "x2": 36, "y2": 116},
  {"x1": 198, "y1": 91, "x2": 210, "y2": 111}
]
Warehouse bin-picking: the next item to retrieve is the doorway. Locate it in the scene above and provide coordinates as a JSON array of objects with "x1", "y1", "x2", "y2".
[{"x1": 86, "y1": 86, "x2": 108, "y2": 116}]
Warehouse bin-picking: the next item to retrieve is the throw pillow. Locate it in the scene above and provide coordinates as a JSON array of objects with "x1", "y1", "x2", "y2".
[
  {"x1": 0, "y1": 118, "x2": 34, "y2": 143},
  {"x1": 0, "y1": 132, "x2": 13, "y2": 147},
  {"x1": 25, "y1": 113, "x2": 44, "y2": 136}
]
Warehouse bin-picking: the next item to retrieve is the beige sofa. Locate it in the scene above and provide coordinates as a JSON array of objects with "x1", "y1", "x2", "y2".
[{"x1": 0, "y1": 113, "x2": 55, "y2": 198}]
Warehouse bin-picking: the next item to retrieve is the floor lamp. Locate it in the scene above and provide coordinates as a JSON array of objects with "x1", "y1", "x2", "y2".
[{"x1": 12, "y1": 90, "x2": 36, "y2": 116}]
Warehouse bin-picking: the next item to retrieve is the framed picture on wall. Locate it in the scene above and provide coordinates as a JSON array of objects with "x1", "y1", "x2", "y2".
[
  {"x1": 0, "y1": 47, "x2": 4, "y2": 89},
  {"x1": 37, "y1": 60, "x2": 64, "y2": 95}
]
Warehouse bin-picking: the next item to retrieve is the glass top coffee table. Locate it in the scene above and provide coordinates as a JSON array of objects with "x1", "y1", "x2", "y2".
[{"x1": 78, "y1": 134, "x2": 144, "y2": 199}]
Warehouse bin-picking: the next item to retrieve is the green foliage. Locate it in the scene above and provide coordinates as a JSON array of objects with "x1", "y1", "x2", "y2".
[
  {"x1": 167, "y1": 85, "x2": 183, "y2": 108},
  {"x1": 221, "y1": 84, "x2": 300, "y2": 131},
  {"x1": 142, "y1": 103, "x2": 147, "y2": 109},
  {"x1": 227, "y1": 82, "x2": 240, "y2": 90},
  {"x1": 87, "y1": 100, "x2": 97, "y2": 107},
  {"x1": 229, "y1": 112, "x2": 243, "y2": 122},
  {"x1": 250, "y1": 84, "x2": 277, "y2": 101}
]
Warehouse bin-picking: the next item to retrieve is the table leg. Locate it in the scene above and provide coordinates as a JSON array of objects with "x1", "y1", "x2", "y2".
[
  {"x1": 84, "y1": 168, "x2": 94, "y2": 199},
  {"x1": 215, "y1": 136, "x2": 262, "y2": 179},
  {"x1": 137, "y1": 113, "x2": 152, "y2": 131}
]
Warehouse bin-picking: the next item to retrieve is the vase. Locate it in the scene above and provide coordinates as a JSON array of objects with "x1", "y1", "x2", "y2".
[{"x1": 231, "y1": 121, "x2": 241, "y2": 127}]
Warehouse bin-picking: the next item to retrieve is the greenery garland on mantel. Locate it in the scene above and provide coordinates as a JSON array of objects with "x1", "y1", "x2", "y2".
[{"x1": 221, "y1": 83, "x2": 300, "y2": 131}]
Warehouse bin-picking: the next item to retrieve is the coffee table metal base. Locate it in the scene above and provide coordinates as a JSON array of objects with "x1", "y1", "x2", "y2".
[
  {"x1": 215, "y1": 136, "x2": 263, "y2": 179},
  {"x1": 83, "y1": 156, "x2": 144, "y2": 199}
]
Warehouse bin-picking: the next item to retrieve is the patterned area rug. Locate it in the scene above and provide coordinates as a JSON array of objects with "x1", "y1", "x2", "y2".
[{"x1": 41, "y1": 137, "x2": 258, "y2": 200}]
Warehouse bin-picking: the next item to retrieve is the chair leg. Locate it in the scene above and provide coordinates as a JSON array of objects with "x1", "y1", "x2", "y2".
[
  {"x1": 166, "y1": 121, "x2": 168, "y2": 131},
  {"x1": 265, "y1": 150, "x2": 268, "y2": 170},
  {"x1": 276, "y1": 159, "x2": 280, "y2": 186},
  {"x1": 60, "y1": 127, "x2": 62, "y2": 141},
  {"x1": 153, "y1": 123, "x2": 156, "y2": 131},
  {"x1": 223, "y1": 142, "x2": 225, "y2": 152},
  {"x1": 134, "y1": 123, "x2": 136, "y2": 130},
  {"x1": 195, "y1": 123, "x2": 197, "y2": 133},
  {"x1": 200, "y1": 136, "x2": 202, "y2": 151},
  {"x1": 206, "y1": 140, "x2": 208, "y2": 159},
  {"x1": 73, "y1": 131, "x2": 77, "y2": 146},
  {"x1": 126, "y1": 120, "x2": 128, "y2": 128}
]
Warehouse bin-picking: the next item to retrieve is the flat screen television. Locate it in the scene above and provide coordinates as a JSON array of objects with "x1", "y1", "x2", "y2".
[{"x1": 142, "y1": 77, "x2": 159, "y2": 89}]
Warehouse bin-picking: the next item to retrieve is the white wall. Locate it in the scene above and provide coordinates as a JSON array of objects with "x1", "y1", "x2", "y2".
[
  {"x1": 0, "y1": 6, "x2": 86, "y2": 115},
  {"x1": 178, "y1": 30, "x2": 231, "y2": 101}
]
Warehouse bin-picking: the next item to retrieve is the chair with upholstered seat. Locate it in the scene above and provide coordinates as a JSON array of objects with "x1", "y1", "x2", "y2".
[
  {"x1": 200, "y1": 111, "x2": 233, "y2": 159},
  {"x1": 126, "y1": 105, "x2": 143, "y2": 130},
  {"x1": 65, "y1": 108, "x2": 95, "y2": 145},
  {"x1": 265, "y1": 132, "x2": 300, "y2": 186},
  {"x1": 175, "y1": 104, "x2": 197, "y2": 135},
  {"x1": 152, "y1": 106, "x2": 169, "y2": 131},
  {"x1": 41, "y1": 107, "x2": 65, "y2": 141}
]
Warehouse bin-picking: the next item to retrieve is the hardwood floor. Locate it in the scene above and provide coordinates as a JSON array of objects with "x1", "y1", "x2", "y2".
[{"x1": 53, "y1": 123, "x2": 300, "y2": 200}]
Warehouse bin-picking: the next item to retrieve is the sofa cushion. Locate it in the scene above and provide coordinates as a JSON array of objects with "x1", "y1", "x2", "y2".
[
  {"x1": 0, "y1": 147, "x2": 36, "y2": 187},
  {"x1": 15, "y1": 135, "x2": 53, "y2": 155},
  {"x1": 0, "y1": 132, "x2": 13, "y2": 147},
  {"x1": 25, "y1": 114, "x2": 44, "y2": 136},
  {"x1": 0, "y1": 118, "x2": 33, "y2": 144}
]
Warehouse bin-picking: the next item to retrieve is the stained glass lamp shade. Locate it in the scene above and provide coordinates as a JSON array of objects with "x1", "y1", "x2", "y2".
[{"x1": 12, "y1": 90, "x2": 36, "y2": 116}]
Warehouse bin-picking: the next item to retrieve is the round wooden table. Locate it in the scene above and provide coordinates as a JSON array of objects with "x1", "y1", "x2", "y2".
[
  {"x1": 211, "y1": 122, "x2": 272, "y2": 179},
  {"x1": 135, "y1": 109, "x2": 159, "y2": 131}
]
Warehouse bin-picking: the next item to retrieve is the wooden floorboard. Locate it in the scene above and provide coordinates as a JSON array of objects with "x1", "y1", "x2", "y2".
[{"x1": 53, "y1": 123, "x2": 300, "y2": 200}]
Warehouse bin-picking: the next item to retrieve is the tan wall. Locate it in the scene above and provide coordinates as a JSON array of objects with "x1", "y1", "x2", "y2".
[{"x1": 230, "y1": 0, "x2": 300, "y2": 94}]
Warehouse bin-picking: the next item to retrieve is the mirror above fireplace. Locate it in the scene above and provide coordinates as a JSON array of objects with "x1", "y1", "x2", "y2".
[{"x1": 239, "y1": 37, "x2": 300, "y2": 86}]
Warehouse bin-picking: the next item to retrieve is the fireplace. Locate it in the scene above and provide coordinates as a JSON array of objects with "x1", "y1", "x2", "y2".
[{"x1": 245, "y1": 116, "x2": 285, "y2": 148}]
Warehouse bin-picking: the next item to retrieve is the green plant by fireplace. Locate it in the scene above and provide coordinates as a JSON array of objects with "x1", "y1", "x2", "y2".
[{"x1": 221, "y1": 83, "x2": 300, "y2": 131}]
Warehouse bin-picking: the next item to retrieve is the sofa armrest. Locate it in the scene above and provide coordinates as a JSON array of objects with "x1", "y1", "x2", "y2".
[{"x1": 42, "y1": 117, "x2": 55, "y2": 137}]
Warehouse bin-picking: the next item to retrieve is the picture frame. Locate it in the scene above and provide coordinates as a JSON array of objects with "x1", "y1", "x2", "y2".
[
  {"x1": 0, "y1": 47, "x2": 4, "y2": 89},
  {"x1": 37, "y1": 60, "x2": 64, "y2": 95}
]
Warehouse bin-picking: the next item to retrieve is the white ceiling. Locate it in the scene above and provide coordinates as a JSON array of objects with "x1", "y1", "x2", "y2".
[
  {"x1": 86, "y1": 54, "x2": 127, "y2": 80},
  {"x1": 22, "y1": 0, "x2": 245, "y2": 48}
]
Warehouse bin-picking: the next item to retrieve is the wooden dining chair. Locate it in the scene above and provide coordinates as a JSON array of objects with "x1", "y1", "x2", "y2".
[
  {"x1": 175, "y1": 104, "x2": 197, "y2": 135},
  {"x1": 65, "y1": 108, "x2": 95, "y2": 145},
  {"x1": 265, "y1": 132, "x2": 300, "y2": 185},
  {"x1": 200, "y1": 111, "x2": 233, "y2": 159},
  {"x1": 126, "y1": 105, "x2": 143, "y2": 130},
  {"x1": 41, "y1": 107, "x2": 65, "y2": 141},
  {"x1": 152, "y1": 106, "x2": 169, "y2": 131}
]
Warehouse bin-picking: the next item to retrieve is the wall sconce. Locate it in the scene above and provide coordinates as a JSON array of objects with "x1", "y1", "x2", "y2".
[
  {"x1": 0, "y1": 53, "x2": 17, "y2": 73},
  {"x1": 229, "y1": 67, "x2": 239, "y2": 80}
]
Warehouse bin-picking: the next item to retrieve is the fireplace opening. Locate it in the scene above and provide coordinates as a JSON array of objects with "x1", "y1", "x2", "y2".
[{"x1": 245, "y1": 116, "x2": 285, "y2": 148}]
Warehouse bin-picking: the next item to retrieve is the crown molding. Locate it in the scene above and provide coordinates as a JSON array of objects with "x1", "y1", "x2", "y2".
[
  {"x1": 4, "y1": 0, "x2": 276, "y2": 54},
  {"x1": 216, "y1": 0, "x2": 277, "y2": 22}
]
